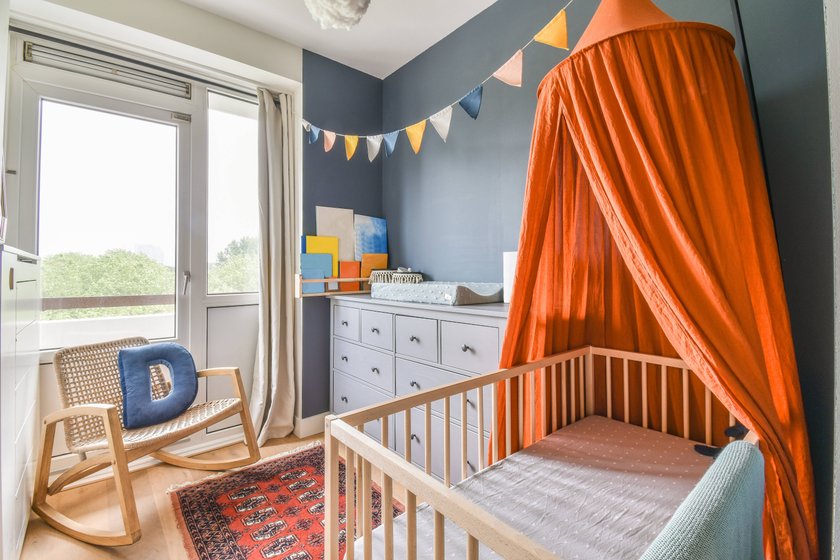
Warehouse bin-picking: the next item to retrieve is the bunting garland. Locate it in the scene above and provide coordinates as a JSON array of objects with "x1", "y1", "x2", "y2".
[{"x1": 302, "y1": 3, "x2": 574, "y2": 161}]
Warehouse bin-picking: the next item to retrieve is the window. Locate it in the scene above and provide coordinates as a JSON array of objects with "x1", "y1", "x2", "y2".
[
  {"x1": 38, "y1": 99, "x2": 182, "y2": 349},
  {"x1": 206, "y1": 92, "x2": 259, "y2": 295}
]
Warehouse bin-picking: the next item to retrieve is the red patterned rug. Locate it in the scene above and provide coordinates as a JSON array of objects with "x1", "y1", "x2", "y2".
[{"x1": 169, "y1": 442, "x2": 402, "y2": 560}]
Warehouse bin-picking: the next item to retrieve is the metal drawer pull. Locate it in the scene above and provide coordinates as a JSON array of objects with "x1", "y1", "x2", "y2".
[
  {"x1": 410, "y1": 434, "x2": 420, "y2": 442},
  {"x1": 409, "y1": 380, "x2": 420, "y2": 389},
  {"x1": 467, "y1": 460, "x2": 475, "y2": 471},
  {"x1": 466, "y1": 398, "x2": 474, "y2": 407},
  {"x1": 371, "y1": 367, "x2": 380, "y2": 375},
  {"x1": 341, "y1": 320, "x2": 349, "y2": 326},
  {"x1": 461, "y1": 344, "x2": 472, "y2": 352},
  {"x1": 371, "y1": 327, "x2": 379, "y2": 334},
  {"x1": 341, "y1": 356, "x2": 348, "y2": 362},
  {"x1": 341, "y1": 396, "x2": 348, "y2": 403},
  {"x1": 409, "y1": 335, "x2": 419, "y2": 342}
]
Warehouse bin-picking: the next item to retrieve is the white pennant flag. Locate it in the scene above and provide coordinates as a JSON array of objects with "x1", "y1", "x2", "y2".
[
  {"x1": 301, "y1": 119, "x2": 311, "y2": 131},
  {"x1": 367, "y1": 135, "x2": 383, "y2": 161},
  {"x1": 429, "y1": 106, "x2": 453, "y2": 142}
]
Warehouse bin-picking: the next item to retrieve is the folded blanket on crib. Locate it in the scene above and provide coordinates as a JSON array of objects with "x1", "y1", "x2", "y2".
[{"x1": 641, "y1": 440, "x2": 765, "y2": 560}]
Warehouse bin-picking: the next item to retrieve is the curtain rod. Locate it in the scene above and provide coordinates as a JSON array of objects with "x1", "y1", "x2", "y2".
[{"x1": 10, "y1": 25, "x2": 260, "y2": 103}]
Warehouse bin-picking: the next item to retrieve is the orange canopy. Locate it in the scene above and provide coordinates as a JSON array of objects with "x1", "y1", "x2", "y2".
[{"x1": 499, "y1": 22, "x2": 818, "y2": 559}]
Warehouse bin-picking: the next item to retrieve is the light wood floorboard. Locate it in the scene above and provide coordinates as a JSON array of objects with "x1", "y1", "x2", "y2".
[{"x1": 21, "y1": 433, "x2": 322, "y2": 560}]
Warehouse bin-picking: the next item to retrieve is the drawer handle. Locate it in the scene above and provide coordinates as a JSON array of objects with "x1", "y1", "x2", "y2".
[
  {"x1": 371, "y1": 367, "x2": 380, "y2": 375},
  {"x1": 467, "y1": 460, "x2": 475, "y2": 471},
  {"x1": 371, "y1": 327, "x2": 379, "y2": 334},
  {"x1": 409, "y1": 380, "x2": 420, "y2": 389},
  {"x1": 461, "y1": 344, "x2": 472, "y2": 353},
  {"x1": 341, "y1": 396, "x2": 348, "y2": 403},
  {"x1": 410, "y1": 434, "x2": 420, "y2": 442},
  {"x1": 409, "y1": 335, "x2": 419, "y2": 342},
  {"x1": 341, "y1": 356, "x2": 349, "y2": 362},
  {"x1": 341, "y1": 320, "x2": 349, "y2": 327},
  {"x1": 466, "y1": 398, "x2": 474, "y2": 407}
]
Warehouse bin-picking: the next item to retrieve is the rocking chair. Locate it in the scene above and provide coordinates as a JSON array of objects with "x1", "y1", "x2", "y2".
[{"x1": 32, "y1": 337, "x2": 261, "y2": 546}]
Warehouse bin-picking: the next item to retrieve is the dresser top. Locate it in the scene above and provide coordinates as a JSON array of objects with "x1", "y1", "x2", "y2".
[{"x1": 329, "y1": 294, "x2": 509, "y2": 319}]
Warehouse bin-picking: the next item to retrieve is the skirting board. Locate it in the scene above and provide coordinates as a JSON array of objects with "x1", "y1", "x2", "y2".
[{"x1": 294, "y1": 412, "x2": 328, "y2": 438}]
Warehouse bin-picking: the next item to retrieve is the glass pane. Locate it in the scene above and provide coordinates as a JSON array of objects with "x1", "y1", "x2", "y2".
[
  {"x1": 38, "y1": 100, "x2": 178, "y2": 349},
  {"x1": 207, "y1": 92, "x2": 259, "y2": 295}
]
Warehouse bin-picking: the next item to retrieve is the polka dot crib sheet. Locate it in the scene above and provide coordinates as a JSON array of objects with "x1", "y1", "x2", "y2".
[{"x1": 355, "y1": 415, "x2": 713, "y2": 559}]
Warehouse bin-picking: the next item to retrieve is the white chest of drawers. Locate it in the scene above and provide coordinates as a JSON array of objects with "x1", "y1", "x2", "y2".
[{"x1": 329, "y1": 294, "x2": 507, "y2": 484}]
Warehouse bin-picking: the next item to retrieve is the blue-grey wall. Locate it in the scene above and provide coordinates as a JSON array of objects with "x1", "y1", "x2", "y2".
[
  {"x1": 738, "y1": 1, "x2": 833, "y2": 557},
  {"x1": 301, "y1": 51, "x2": 382, "y2": 417},
  {"x1": 381, "y1": 0, "x2": 745, "y2": 282}
]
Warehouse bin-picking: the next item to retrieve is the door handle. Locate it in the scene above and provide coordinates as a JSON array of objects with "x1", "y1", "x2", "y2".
[
  {"x1": 8, "y1": 267, "x2": 13, "y2": 290},
  {"x1": 182, "y1": 270, "x2": 191, "y2": 295}
]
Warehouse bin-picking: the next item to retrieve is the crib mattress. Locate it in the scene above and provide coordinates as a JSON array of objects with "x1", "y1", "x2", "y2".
[{"x1": 355, "y1": 415, "x2": 713, "y2": 559}]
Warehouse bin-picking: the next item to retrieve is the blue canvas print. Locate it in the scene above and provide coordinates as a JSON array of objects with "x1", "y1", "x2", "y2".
[
  {"x1": 354, "y1": 215, "x2": 388, "y2": 261},
  {"x1": 300, "y1": 253, "x2": 332, "y2": 294}
]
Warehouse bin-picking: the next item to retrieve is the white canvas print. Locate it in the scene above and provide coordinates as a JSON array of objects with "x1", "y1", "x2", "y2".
[{"x1": 316, "y1": 206, "x2": 355, "y2": 261}]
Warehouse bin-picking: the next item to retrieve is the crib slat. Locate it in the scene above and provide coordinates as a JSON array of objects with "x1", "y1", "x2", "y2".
[
  {"x1": 460, "y1": 392, "x2": 468, "y2": 480},
  {"x1": 346, "y1": 448, "x2": 356, "y2": 554},
  {"x1": 623, "y1": 359, "x2": 629, "y2": 423},
  {"x1": 682, "y1": 368, "x2": 689, "y2": 439},
  {"x1": 381, "y1": 415, "x2": 389, "y2": 448},
  {"x1": 404, "y1": 410, "x2": 412, "y2": 463},
  {"x1": 642, "y1": 361, "x2": 648, "y2": 429},
  {"x1": 383, "y1": 474, "x2": 394, "y2": 560},
  {"x1": 578, "y1": 356, "x2": 585, "y2": 418},
  {"x1": 504, "y1": 378, "x2": 513, "y2": 456},
  {"x1": 540, "y1": 367, "x2": 549, "y2": 436},
  {"x1": 606, "y1": 357, "x2": 613, "y2": 419},
  {"x1": 477, "y1": 387, "x2": 485, "y2": 469},
  {"x1": 661, "y1": 364, "x2": 668, "y2": 434},
  {"x1": 518, "y1": 374, "x2": 525, "y2": 447},
  {"x1": 355, "y1": 434, "x2": 365, "y2": 545},
  {"x1": 406, "y1": 491, "x2": 417, "y2": 560},
  {"x1": 529, "y1": 371, "x2": 536, "y2": 443},
  {"x1": 434, "y1": 510, "x2": 445, "y2": 560},
  {"x1": 467, "y1": 535, "x2": 479, "y2": 560},
  {"x1": 491, "y1": 382, "x2": 499, "y2": 465},
  {"x1": 551, "y1": 363, "x2": 559, "y2": 432},
  {"x1": 561, "y1": 361, "x2": 568, "y2": 427},
  {"x1": 425, "y1": 403, "x2": 432, "y2": 475},
  {"x1": 444, "y1": 397, "x2": 451, "y2": 487},
  {"x1": 362, "y1": 459, "x2": 372, "y2": 560},
  {"x1": 326, "y1": 438, "x2": 340, "y2": 560},
  {"x1": 729, "y1": 412, "x2": 736, "y2": 442},
  {"x1": 705, "y1": 386, "x2": 712, "y2": 445},
  {"x1": 570, "y1": 360, "x2": 577, "y2": 422}
]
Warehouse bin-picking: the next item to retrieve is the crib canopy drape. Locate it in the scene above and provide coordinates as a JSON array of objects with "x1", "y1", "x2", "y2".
[{"x1": 499, "y1": 22, "x2": 817, "y2": 559}]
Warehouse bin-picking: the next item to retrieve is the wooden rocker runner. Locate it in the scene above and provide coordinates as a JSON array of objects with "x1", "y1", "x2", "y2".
[{"x1": 32, "y1": 337, "x2": 261, "y2": 546}]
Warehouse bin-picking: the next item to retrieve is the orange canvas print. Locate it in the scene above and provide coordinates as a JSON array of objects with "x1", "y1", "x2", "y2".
[{"x1": 339, "y1": 261, "x2": 361, "y2": 292}]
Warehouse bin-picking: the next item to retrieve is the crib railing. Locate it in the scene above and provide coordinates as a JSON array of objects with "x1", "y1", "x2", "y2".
[{"x1": 325, "y1": 345, "x2": 739, "y2": 560}]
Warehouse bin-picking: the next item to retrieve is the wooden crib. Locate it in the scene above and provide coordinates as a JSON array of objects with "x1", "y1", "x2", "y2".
[{"x1": 324, "y1": 346, "x2": 758, "y2": 560}]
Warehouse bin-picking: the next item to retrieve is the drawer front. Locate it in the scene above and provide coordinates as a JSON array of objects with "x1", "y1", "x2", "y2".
[
  {"x1": 360, "y1": 310, "x2": 393, "y2": 351},
  {"x1": 440, "y1": 321, "x2": 499, "y2": 374},
  {"x1": 394, "y1": 408, "x2": 481, "y2": 484},
  {"x1": 395, "y1": 316, "x2": 438, "y2": 362},
  {"x1": 333, "y1": 305, "x2": 360, "y2": 341},
  {"x1": 333, "y1": 339, "x2": 394, "y2": 393},
  {"x1": 395, "y1": 359, "x2": 491, "y2": 432},
  {"x1": 332, "y1": 371, "x2": 393, "y2": 445},
  {"x1": 15, "y1": 280, "x2": 39, "y2": 333}
]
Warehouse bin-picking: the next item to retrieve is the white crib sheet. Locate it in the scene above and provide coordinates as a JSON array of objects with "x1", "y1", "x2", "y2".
[{"x1": 354, "y1": 415, "x2": 713, "y2": 559}]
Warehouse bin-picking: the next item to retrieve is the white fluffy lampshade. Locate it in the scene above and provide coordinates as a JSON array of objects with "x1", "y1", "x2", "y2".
[{"x1": 304, "y1": 0, "x2": 372, "y2": 30}]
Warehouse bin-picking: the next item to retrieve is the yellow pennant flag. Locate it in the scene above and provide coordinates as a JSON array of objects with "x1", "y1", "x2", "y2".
[
  {"x1": 406, "y1": 120, "x2": 427, "y2": 154},
  {"x1": 345, "y1": 135, "x2": 359, "y2": 160},
  {"x1": 534, "y1": 9, "x2": 568, "y2": 50}
]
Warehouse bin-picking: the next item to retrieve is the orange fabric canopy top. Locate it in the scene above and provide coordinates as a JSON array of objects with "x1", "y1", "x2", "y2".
[{"x1": 499, "y1": 22, "x2": 818, "y2": 559}]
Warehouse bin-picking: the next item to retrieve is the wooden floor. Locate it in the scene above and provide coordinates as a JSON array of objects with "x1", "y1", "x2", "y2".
[{"x1": 21, "y1": 433, "x2": 322, "y2": 559}]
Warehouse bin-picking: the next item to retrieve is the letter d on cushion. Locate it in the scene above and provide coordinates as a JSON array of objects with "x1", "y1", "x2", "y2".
[{"x1": 118, "y1": 343, "x2": 198, "y2": 429}]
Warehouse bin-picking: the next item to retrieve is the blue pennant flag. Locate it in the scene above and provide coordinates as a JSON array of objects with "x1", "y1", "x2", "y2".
[
  {"x1": 307, "y1": 125, "x2": 321, "y2": 144},
  {"x1": 384, "y1": 131, "x2": 400, "y2": 157},
  {"x1": 459, "y1": 85, "x2": 483, "y2": 120}
]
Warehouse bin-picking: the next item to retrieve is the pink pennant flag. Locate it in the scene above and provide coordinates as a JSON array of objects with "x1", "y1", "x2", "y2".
[
  {"x1": 323, "y1": 130, "x2": 336, "y2": 152},
  {"x1": 493, "y1": 50, "x2": 523, "y2": 87}
]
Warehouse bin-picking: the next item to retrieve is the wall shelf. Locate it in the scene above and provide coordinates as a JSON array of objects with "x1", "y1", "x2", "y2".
[{"x1": 295, "y1": 274, "x2": 370, "y2": 298}]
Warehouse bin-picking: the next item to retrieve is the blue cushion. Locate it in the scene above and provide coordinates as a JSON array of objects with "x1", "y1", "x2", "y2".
[{"x1": 118, "y1": 343, "x2": 198, "y2": 429}]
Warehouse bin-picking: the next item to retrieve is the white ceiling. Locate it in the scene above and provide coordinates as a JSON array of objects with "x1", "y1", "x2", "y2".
[{"x1": 178, "y1": 0, "x2": 496, "y2": 78}]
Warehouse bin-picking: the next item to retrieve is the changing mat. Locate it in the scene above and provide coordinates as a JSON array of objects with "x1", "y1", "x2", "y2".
[{"x1": 370, "y1": 281, "x2": 503, "y2": 306}]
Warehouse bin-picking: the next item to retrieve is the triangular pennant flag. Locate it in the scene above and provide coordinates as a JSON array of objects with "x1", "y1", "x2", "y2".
[
  {"x1": 459, "y1": 85, "x2": 483, "y2": 120},
  {"x1": 367, "y1": 135, "x2": 383, "y2": 162},
  {"x1": 534, "y1": 9, "x2": 568, "y2": 49},
  {"x1": 345, "y1": 135, "x2": 359, "y2": 160},
  {"x1": 307, "y1": 125, "x2": 321, "y2": 144},
  {"x1": 405, "y1": 120, "x2": 427, "y2": 154},
  {"x1": 383, "y1": 131, "x2": 399, "y2": 157},
  {"x1": 430, "y1": 106, "x2": 453, "y2": 142},
  {"x1": 323, "y1": 130, "x2": 336, "y2": 152},
  {"x1": 302, "y1": 119, "x2": 311, "y2": 132},
  {"x1": 493, "y1": 50, "x2": 523, "y2": 87}
]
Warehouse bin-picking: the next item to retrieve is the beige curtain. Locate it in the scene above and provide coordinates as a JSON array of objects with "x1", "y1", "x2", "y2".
[{"x1": 250, "y1": 88, "x2": 296, "y2": 444}]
